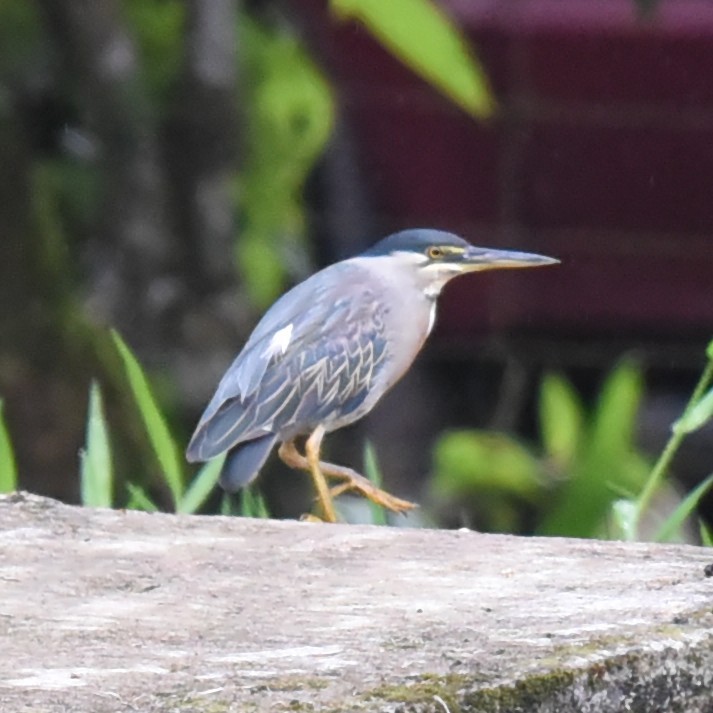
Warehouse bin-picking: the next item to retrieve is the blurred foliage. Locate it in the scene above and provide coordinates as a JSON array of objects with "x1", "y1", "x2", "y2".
[
  {"x1": 0, "y1": 1, "x2": 43, "y2": 80},
  {"x1": 331, "y1": 0, "x2": 494, "y2": 118},
  {"x1": 431, "y1": 358, "x2": 713, "y2": 543},
  {"x1": 701, "y1": 521, "x2": 713, "y2": 547},
  {"x1": 431, "y1": 362, "x2": 649, "y2": 536},
  {"x1": 432, "y1": 431, "x2": 544, "y2": 532},
  {"x1": 123, "y1": 0, "x2": 186, "y2": 106},
  {"x1": 80, "y1": 381, "x2": 113, "y2": 507},
  {"x1": 538, "y1": 361, "x2": 649, "y2": 537},
  {"x1": 0, "y1": 399, "x2": 18, "y2": 493},
  {"x1": 238, "y1": 16, "x2": 334, "y2": 308},
  {"x1": 5, "y1": 330, "x2": 713, "y2": 538},
  {"x1": 238, "y1": 487, "x2": 270, "y2": 519}
]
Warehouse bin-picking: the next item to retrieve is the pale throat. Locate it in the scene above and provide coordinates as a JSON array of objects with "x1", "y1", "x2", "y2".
[{"x1": 421, "y1": 265, "x2": 463, "y2": 333}]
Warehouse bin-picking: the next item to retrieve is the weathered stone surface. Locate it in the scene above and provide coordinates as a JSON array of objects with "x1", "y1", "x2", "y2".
[{"x1": 0, "y1": 492, "x2": 712, "y2": 712}]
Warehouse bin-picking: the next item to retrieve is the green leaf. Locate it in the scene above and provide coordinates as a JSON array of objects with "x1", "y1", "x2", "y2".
[
  {"x1": 673, "y1": 386, "x2": 713, "y2": 436},
  {"x1": 655, "y1": 473, "x2": 713, "y2": 543},
  {"x1": 432, "y1": 430, "x2": 542, "y2": 500},
  {"x1": 363, "y1": 441, "x2": 387, "y2": 526},
  {"x1": 178, "y1": 455, "x2": 225, "y2": 514},
  {"x1": 111, "y1": 330, "x2": 184, "y2": 506},
  {"x1": 126, "y1": 483, "x2": 159, "y2": 512},
  {"x1": 539, "y1": 372, "x2": 584, "y2": 467},
  {"x1": 331, "y1": 0, "x2": 495, "y2": 118},
  {"x1": 588, "y1": 360, "x2": 643, "y2": 469},
  {"x1": 700, "y1": 520, "x2": 713, "y2": 547},
  {"x1": 80, "y1": 381, "x2": 113, "y2": 507},
  {"x1": 0, "y1": 399, "x2": 18, "y2": 493}
]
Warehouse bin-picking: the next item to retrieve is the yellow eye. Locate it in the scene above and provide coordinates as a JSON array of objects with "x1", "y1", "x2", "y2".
[{"x1": 427, "y1": 246, "x2": 445, "y2": 260}]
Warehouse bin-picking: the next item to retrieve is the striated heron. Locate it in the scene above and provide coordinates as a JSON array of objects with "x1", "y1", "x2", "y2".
[{"x1": 186, "y1": 229, "x2": 558, "y2": 522}]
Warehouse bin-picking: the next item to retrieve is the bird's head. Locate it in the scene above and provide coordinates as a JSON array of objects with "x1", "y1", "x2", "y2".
[{"x1": 362, "y1": 229, "x2": 559, "y2": 298}]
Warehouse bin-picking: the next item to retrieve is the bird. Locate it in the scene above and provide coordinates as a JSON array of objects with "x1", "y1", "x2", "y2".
[{"x1": 186, "y1": 229, "x2": 558, "y2": 522}]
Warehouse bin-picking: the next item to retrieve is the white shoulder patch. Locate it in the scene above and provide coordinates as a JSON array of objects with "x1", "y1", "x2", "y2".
[{"x1": 263, "y1": 323, "x2": 293, "y2": 359}]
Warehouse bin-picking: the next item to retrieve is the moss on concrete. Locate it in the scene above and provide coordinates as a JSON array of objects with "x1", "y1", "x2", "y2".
[{"x1": 365, "y1": 673, "x2": 471, "y2": 711}]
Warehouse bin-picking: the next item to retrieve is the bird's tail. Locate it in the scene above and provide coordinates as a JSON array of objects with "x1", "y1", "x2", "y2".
[{"x1": 219, "y1": 434, "x2": 277, "y2": 492}]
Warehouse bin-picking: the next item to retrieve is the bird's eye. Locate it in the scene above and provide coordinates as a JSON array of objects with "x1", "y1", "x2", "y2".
[{"x1": 427, "y1": 246, "x2": 445, "y2": 260}]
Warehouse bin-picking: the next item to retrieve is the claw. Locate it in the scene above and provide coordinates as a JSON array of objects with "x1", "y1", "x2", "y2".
[{"x1": 300, "y1": 513, "x2": 325, "y2": 523}]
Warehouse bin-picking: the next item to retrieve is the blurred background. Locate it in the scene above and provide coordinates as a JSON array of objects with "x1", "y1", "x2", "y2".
[{"x1": 2, "y1": 0, "x2": 713, "y2": 538}]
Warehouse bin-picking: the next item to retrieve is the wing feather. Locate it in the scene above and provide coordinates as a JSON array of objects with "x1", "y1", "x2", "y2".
[{"x1": 187, "y1": 262, "x2": 390, "y2": 461}]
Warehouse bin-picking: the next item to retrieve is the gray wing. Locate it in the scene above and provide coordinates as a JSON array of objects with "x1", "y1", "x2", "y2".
[{"x1": 186, "y1": 262, "x2": 389, "y2": 461}]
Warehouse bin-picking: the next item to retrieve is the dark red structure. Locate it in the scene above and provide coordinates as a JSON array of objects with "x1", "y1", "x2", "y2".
[{"x1": 298, "y1": 0, "x2": 713, "y2": 351}]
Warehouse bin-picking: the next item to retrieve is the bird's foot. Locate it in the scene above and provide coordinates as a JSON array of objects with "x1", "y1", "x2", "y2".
[
  {"x1": 328, "y1": 471, "x2": 417, "y2": 515},
  {"x1": 278, "y1": 434, "x2": 417, "y2": 521}
]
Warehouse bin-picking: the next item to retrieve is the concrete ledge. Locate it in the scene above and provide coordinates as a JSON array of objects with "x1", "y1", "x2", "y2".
[{"x1": 1, "y1": 492, "x2": 712, "y2": 712}]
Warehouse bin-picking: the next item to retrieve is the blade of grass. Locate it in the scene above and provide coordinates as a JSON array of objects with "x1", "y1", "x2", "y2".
[
  {"x1": 0, "y1": 399, "x2": 18, "y2": 493},
  {"x1": 363, "y1": 440, "x2": 387, "y2": 525},
  {"x1": 700, "y1": 520, "x2": 713, "y2": 547},
  {"x1": 126, "y1": 483, "x2": 159, "y2": 512},
  {"x1": 655, "y1": 473, "x2": 713, "y2": 543},
  {"x1": 221, "y1": 492, "x2": 237, "y2": 516},
  {"x1": 178, "y1": 454, "x2": 225, "y2": 514},
  {"x1": 111, "y1": 330, "x2": 184, "y2": 507},
  {"x1": 80, "y1": 381, "x2": 113, "y2": 507},
  {"x1": 240, "y1": 485, "x2": 270, "y2": 518}
]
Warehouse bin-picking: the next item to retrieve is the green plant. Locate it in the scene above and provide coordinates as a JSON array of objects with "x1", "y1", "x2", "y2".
[
  {"x1": 538, "y1": 360, "x2": 650, "y2": 538},
  {"x1": 108, "y1": 330, "x2": 238, "y2": 515},
  {"x1": 73, "y1": 331, "x2": 259, "y2": 517},
  {"x1": 626, "y1": 339, "x2": 713, "y2": 541},
  {"x1": 0, "y1": 398, "x2": 18, "y2": 493},
  {"x1": 431, "y1": 356, "x2": 713, "y2": 543},
  {"x1": 238, "y1": 487, "x2": 270, "y2": 519},
  {"x1": 111, "y1": 330, "x2": 185, "y2": 507}
]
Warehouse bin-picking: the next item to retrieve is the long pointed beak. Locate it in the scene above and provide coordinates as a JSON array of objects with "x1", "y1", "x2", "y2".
[{"x1": 460, "y1": 246, "x2": 560, "y2": 272}]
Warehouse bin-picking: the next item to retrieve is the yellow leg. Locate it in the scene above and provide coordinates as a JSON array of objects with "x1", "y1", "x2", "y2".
[
  {"x1": 278, "y1": 430, "x2": 417, "y2": 519},
  {"x1": 279, "y1": 429, "x2": 338, "y2": 523}
]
